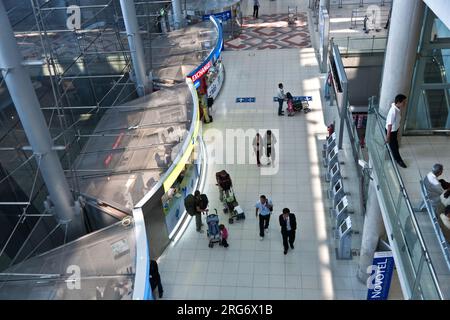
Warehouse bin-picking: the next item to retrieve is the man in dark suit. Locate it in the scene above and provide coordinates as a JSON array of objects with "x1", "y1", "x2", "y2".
[{"x1": 279, "y1": 208, "x2": 297, "y2": 255}]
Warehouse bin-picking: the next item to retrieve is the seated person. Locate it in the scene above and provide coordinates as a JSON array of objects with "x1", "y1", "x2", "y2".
[
  {"x1": 439, "y1": 206, "x2": 450, "y2": 242},
  {"x1": 424, "y1": 164, "x2": 447, "y2": 213},
  {"x1": 441, "y1": 189, "x2": 450, "y2": 208}
]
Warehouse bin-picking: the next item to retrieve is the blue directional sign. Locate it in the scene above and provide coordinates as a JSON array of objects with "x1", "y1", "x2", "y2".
[
  {"x1": 236, "y1": 97, "x2": 256, "y2": 103},
  {"x1": 203, "y1": 10, "x2": 232, "y2": 22},
  {"x1": 273, "y1": 96, "x2": 312, "y2": 102}
]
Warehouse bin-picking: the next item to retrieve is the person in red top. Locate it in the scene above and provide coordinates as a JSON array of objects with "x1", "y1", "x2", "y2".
[
  {"x1": 286, "y1": 92, "x2": 295, "y2": 116},
  {"x1": 219, "y1": 224, "x2": 229, "y2": 248}
]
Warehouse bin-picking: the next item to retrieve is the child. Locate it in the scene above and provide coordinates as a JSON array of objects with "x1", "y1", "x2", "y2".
[
  {"x1": 219, "y1": 224, "x2": 229, "y2": 248},
  {"x1": 286, "y1": 92, "x2": 295, "y2": 117}
]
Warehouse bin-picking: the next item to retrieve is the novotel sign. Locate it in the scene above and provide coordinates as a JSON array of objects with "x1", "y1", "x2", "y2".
[
  {"x1": 366, "y1": 251, "x2": 395, "y2": 300},
  {"x1": 189, "y1": 60, "x2": 213, "y2": 82}
]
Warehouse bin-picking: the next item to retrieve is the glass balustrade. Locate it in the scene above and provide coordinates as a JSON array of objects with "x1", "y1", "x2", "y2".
[{"x1": 366, "y1": 97, "x2": 443, "y2": 299}]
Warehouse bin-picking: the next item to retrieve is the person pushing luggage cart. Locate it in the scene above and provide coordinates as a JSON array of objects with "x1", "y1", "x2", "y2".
[{"x1": 215, "y1": 170, "x2": 245, "y2": 224}]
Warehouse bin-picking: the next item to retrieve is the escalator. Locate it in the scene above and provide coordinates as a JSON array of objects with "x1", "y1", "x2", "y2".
[{"x1": 423, "y1": 54, "x2": 450, "y2": 129}]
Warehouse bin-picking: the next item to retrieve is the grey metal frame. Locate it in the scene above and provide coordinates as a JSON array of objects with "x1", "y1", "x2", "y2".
[
  {"x1": 419, "y1": 180, "x2": 450, "y2": 271},
  {"x1": 0, "y1": 0, "x2": 173, "y2": 269}
]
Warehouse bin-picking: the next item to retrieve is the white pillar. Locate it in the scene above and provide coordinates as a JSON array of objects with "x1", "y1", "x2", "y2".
[
  {"x1": 378, "y1": 0, "x2": 424, "y2": 116},
  {"x1": 0, "y1": 1, "x2": 83, "y2": 238},
  {"x1": 357, "y1": 180, "x2": 385, "y2": 282},
  {"x1": 120, "y1": 0, "x2": 151, "y2": 96},
  {"x1": 171, "y1": 0, "x2": 184, "y2": 30}
]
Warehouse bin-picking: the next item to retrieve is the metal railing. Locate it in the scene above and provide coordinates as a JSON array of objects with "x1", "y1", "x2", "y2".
[
  {"x1": 333, "y1": 0, "x2": 392, "y2": 8},
  {"x1": 331, "y1": 36, "x2": 387, "y2": 55},
  {"x1": 366, "y1": 96, "x2": 443, "y2": 299},
  {"x1": 343, "y1": 101, "x2": 370, "y2": 213},
  {"x1": 419, "y1": 180, "x2": 450, "y2": 271},
  {"x1": 350, "y1": 7, "x2": 390, "y2": 29}
]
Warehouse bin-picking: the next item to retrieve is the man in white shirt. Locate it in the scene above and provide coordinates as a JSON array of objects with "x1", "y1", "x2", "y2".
[
  {"x1": 385, "y1": 94, "x2": 407, "y2": 168},
  {"x1": 277, "y1": 83, "x2": 286, "y2": 116},
  {"x1": 255, "y1": 195, "x2": 273, "y2": 240}
]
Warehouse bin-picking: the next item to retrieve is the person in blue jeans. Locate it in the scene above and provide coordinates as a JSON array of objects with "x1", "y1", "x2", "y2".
[
  {"x1": 255, "y1": 195, "x2": 273, "y2": 240},
  {"x1": 253, "y1": 0, "x2": 260, "y2": 18},
  {"x1": 277, "y1": 83, "x2": 286, "y2": 116}
]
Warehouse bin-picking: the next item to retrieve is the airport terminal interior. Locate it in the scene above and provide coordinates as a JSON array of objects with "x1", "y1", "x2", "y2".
[{"x1": 0, "y1": 0, "x2": 449, "y2": 300}]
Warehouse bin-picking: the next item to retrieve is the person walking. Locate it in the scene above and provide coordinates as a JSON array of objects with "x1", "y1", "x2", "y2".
[
  {"x1": 264, "y1": 130, "x2": 277, "y2": 166},
  {"x1": 277, "y1": 83, "x2": 286, "y2": 116},
  {"x1": 279, "y1": 208, "x2": 297, "y2": 255},
  {"x1": 385, "y1": 94, "x2": 408, "y2": 168},
  {"x1": 255, "y1": 195, "x2": 273, "y2": 240},
  {"x1": 253, "y1": 0, "x2": 260, "y2": 19},
  {"x1": 253, "y1": 132, "x2": 263, "y2": 167},
  {"x1": 150, "y1": 259, "x2": 164, "y2": 298}
]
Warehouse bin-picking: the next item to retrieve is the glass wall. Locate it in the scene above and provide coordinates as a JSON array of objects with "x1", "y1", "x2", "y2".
[
  {"x1": 405, "y1": 9, "x2": 450, "y2": 133},
  {"x1": 162, "y1": 139, "x2": 202, "y2": 235},
  {"x1": 366, "y1": 97, "x2": 443, "y2": 299}
]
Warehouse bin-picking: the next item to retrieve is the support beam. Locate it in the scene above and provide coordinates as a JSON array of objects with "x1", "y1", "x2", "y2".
[
  {"x1": 378, "y1": 0, "x2": 425, "y2": 116},
  {"x1": 0, "y1": 1, "x2": 83, "y2": 239},
  {"x1": 171, "y1": 0, "x2": 184, "y2": 30},
  {"x1": 119, "y1": 0, "x2": 152, "y2": 96},
  {"x1": 357, "y1": 179, "x2": 385, "y2": 283}
]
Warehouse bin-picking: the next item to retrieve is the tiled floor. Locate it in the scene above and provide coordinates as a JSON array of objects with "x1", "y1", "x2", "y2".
[
  {"x1": 225, "y1": 13, "x2": 311, "y2": 50},
  {"x1": 399, "y1": 136, "x2": 450, "y2": 206},
  {"x1": 327, "y1": 0, "x2": 390, "y2": 38},
  {"x1": 397, "y1": 135, "x2": 450, "y2": 298},
  {"x1": 318, "y1": 1, "x2": 390, "y2": 53},
  {"x1": 155, "y1": 0, "x2": 403, "y2": 301},
  {"x1": 158, "y1": 47, "x2": 367, "y2": 300},
  {"x1": 158, "y1": 34, "x2": 369, "y2": 299}
]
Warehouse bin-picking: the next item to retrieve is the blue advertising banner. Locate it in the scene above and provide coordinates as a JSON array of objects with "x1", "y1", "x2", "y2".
[
  {"x1": 188, "y1": 16, "x2": 223, "y2": 88},
  {"x1": 202, "y1": 10, "x2": 232, "y2": 22},
  {"x1": 273, "y1": 96, "x2": 312, "y2": 102},
  {"x1": 367, "y1": 251, "x2": 395, "y2": 300}
]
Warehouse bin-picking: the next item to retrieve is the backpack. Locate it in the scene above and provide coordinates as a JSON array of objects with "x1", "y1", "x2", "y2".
[
  {"x1": 266, "y1": 200, "x2": 273, "y2": 212},
  {"x1": 199, "y1": 194, "x2": 209, "y2": 210},
  {"x1": 184, "y1": 194, "x2": 196, "y2": 215}
]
